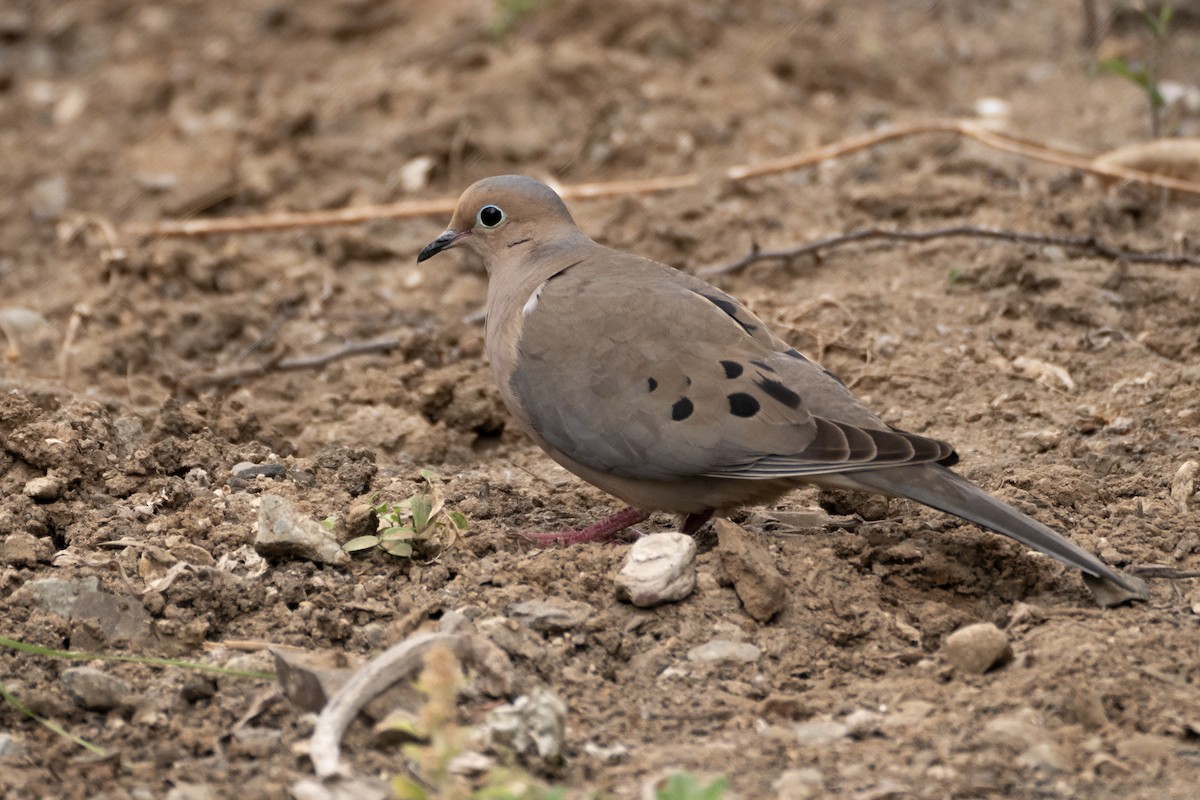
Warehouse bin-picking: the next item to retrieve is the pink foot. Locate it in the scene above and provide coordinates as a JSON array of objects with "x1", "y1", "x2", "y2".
[{"x1": 519, "y1": 507, "x2": 650, "y2": 546}]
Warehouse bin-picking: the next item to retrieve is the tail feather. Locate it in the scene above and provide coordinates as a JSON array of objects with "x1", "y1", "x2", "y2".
[{"x1": 832, "y1": 463, "x2": 1147, "y2": 599}]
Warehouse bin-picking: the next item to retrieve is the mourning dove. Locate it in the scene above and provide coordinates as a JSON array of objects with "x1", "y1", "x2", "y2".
[{"x1": 418, "y1": 175, "x2": 1146, "y2": 600}]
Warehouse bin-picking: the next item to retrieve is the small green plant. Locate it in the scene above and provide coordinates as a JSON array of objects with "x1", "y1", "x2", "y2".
[
  {"x1": 655, "y1": 773, "x2": 729, "y2": 800},
  {"x1": 389, "y1": 645, "x2": 566, "y2": 800},
  {"x1": 343, "y1": 470, "x2": 468, "y2": 558},
  {"x1": 1098, "y1": 4, "x2": 1175, "y2": 137}
]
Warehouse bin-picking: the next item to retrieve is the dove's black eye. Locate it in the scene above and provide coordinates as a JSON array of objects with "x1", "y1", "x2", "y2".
[{"x1": 477, "y1": 205, "x2": 505, "y2": 228}]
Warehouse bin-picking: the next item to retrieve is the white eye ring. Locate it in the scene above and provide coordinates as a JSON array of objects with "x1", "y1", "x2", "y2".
[{"x1": 477, "y1": 204, "x2": 506, "y2": 228}]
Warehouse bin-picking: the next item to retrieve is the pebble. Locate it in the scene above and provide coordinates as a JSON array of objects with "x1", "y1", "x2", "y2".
[
  {"x1": 505, "y1": 598, "x2": 595, "y2": 633},
  {"x1": 1017, "y1": 742, "x2": 1071, "y2": 773},
  {"x1": 254, "y1": 494, "x2": 349, "y2": 566},
  {"x1": 843, "y1": 708, "x2": 881, "y2": 738},
  {"x1": 1171, "y1": 460, "x2": 1198, "y2": 513},
  {"x1": 23, "y1": 475, "x2": 62, "y2": 502},
  {"x1": 941, "y1": 622, "x2": 1011, "y2": 674},
  {"x1": 714, "y1": 519, "x2": 787, "y2": 622},
  {"x1": 773, "y1": 767, "x2": 825, "y2": 799},
  {"x1": 25, "y1": 577, "x2": 98, "y2": 617},
  {"x1": 686, "y1": 639, "x2": 762, "y2": 665},
  {"x1": 485, "y1": 688, "x2": 567, "y2": 764},
  {"x1": 981, "y1": 708, "x2": 1046, "y2": 751},
  {"x1": 790, "y1": 719, "x2": 849, "y2": 746},
  {"x1": 62, "y1": 666, "x2": 131, "y2": 711},
  {"x1": 0, "y1": 732, "x2": 22, "y2": 761},
  {"x1": 614, "y1": 532, "x2": 696, "y2": 607}
]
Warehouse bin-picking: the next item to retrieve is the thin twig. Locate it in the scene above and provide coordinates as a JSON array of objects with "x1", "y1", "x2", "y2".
[
  {"x1": 700, "y1": 225, "x2": 1200, "y2": 276},
  {"x1": 178, "y1": 336, "x2": 405, "y2": 391},
  {"x1": 122, "y1": 119, "x2": 1200, "y2": 239}
]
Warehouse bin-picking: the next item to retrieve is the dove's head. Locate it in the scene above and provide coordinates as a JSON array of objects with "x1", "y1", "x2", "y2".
[{"x1": 417, "y1": 175, "x2": 581, "y2": 267}]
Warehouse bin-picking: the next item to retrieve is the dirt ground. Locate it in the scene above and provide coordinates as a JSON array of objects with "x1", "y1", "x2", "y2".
[{"x1": 2, "y1": 1, "x2": 1200, "y2": 798}]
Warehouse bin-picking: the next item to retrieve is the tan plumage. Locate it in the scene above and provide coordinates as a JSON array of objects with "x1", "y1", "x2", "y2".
[{"x1": 418, "y1": 175, "x2": 1146, "y2": 599}]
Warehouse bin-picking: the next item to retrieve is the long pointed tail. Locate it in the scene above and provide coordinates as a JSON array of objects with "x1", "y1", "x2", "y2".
[{"x1": 832, "y1": 463, "x2": 1147, "y2": 598}]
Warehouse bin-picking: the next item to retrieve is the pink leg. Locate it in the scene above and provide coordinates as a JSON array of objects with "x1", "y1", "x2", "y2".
[{"x1": 520, "y1": 507, "x2": 651, "y2": 546}]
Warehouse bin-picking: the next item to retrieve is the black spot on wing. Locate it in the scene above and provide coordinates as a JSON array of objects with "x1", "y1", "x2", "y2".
[
  {"x1": 728, "y1": 393, "x2": 760, "y2": 418},
  {"x1": 698, "y1": 293, "x2": 757, "y2": 335},
  {"x1": 671, "y1": 397, "x2": 694, "y2": 421},
  {"x1": 647, "y1": 377, "x2": 658, "y2": 392},
  {"x1": 756, "y1": 377, "x2": 802, "y2": 410},
  {"x1": 784, "y1": 348, "x2": 806, "y2": 360},
  {"x1": 720, "y1": 360, "x2": 743, "y2": 379},
  {"x1": 750, "y1": 359, "x2": 775, "y2": 373}
]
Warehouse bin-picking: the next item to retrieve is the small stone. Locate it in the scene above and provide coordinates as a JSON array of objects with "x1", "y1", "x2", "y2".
[
  {"x1": 941, "y1": 622, "x2": 1011, "y2": 674},
  {"x1": 583, "y1": 741, "x2": 629, "y2": 764},
  {"x1": 485, "y1": 688, "x2": 566, "y2": 764},
  {"x1": 714, "y1": 519, "x2": 787, "y2": 622},
  {"x1": 0, "y1": 732, "x2": 23, "y2": 761},
  {"x1": 254, "y1": 494, "x2": 350, "y2": 566},
  {"x1": 273, "y1": 649, "x2": 356, "y2": 713},
  {"x1": 686, "y1": 639, "x2": 761, "y2": 665},
  {"x1": 165, "y1": 784, "x2": 224, "y2": 800},
  {"x1": 505, "y1": 598, "x2": 595, "y2": 633},
  {"x1": 25, "y1": 577, "x2": 99, "y2": 617},
  {"x1": 773, "y1": 767, "x2": 825, "y2": 799},
  {"x1": 0, "y1": 532, "x2": 52, "y2": 566},
  {"x1": 1017, "y1": 742, "x2": 1071, "y2": 773},
  {"x1": 843, "y1": 708, "x2": 881, "y2": 738},
  {"x1": 981, "y1": 708, "x2": 1046, "y2": 751},
  {"x1": 30, "y1": 174, "x2": 69, "y2": 220},
  {"x1": 614, "y1": 532, "x2": 696, "y2": 607},
  {"x1": 1171, "y1": 460, "x2": 1198, "y2": 513},
  {"x1": 62, "y1": 666, "x2": 131, "y2": 711},
  {"x1": 23, "y1": 475, "x2": 62, "y2": 502},
  {"x1": 790, "y1": 719, "x2": 849, "y2": 746}
]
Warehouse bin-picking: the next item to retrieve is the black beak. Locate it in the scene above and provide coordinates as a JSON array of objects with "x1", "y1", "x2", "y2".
[{"x1": 417, "y1": 229, "x2": 466, "y2": 263}]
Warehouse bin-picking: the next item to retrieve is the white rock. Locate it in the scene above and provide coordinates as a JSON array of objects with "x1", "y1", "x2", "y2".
[
  {"x1": 686, "y1": 639, "x2": 761, "y2": 665},
  {"x1": 773, "y1": 767, "x2": 824, "y2": 799},
  {"x1": 941, "y1": 622, "x2": 1011, "y2": 674},
  {"x1": 24, "y1": 475, "x2": 62, "y2": 502},
  {"x1": 614, "y1": 532, "x2": 696, "y2": 607},
  {"x1": 790, "y1": 719, "x2": 849, "y2": 746}
]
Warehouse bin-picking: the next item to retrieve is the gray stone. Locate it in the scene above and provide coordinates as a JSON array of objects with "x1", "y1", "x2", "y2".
[
  {"x1": 62, "y1": 666, "x2": 131, "y2": 711},
  {"x1": 0, "y1": 732, "x2": 22, "y2": 761},
  {"x1": 614, "y1": 532, "x2": 696, "y2": 607},
  {"x1": 686, "y1": 639, "x2": 762, "y2": 665},
  {"x1": 843, "y1": 708, "x2": 881, "y2": 738},
  {"x1": 255, "y1": 494, "x2": 350, "y2": 566},
  {"x1": 1016, "y1": 742, "x2": 1071, "y2": 772},
  {"x1": 485, "y1": 688, "x2": 566, "y2": 764},
  {"x1": 26, "y1": 577, "x2": 99, "y2": 617},
  {"x1": 941, "y1": 622, "x2": 1011, "y2": 674},
  {"x1": 505, "y1": 598, "x2": 596, "y2": 633}
]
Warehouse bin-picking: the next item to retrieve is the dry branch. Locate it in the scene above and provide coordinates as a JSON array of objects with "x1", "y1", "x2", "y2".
[
  {"x1": 177, "y1": 336, "x2": 405, "y2": 391},
  {"x1": 124, "y1": 119, "x2": 1200, "y2": 239},
  {"x1": 701, "y1": 225, "x2": 1200, "y2": 276}
]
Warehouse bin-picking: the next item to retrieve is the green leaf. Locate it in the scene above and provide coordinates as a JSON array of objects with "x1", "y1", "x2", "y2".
[
  {"x1": 419, "y1": 467, "x2": 441, "y2": 483},
  {"x1": 382, "y1": 540, "x2": 414, "y2": 558},
  {"x1": 321, "y1": 516, "x2": 337, "y2": 530},
  {"x1": 656, "y1": 772, "x2": 729, "y2": 800},
  {"x1": 411, "y1": 495, "x2": 433, "y2": 532},
  {"x1": 379, "y1": 526, "x2": 417, "y2": 541},
  {"x1": 342, "y1": 535, "x2": 380, "y2": 552},
  {"x1": 447, "y1": 510, "x2": 469, "y2": 531}
]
